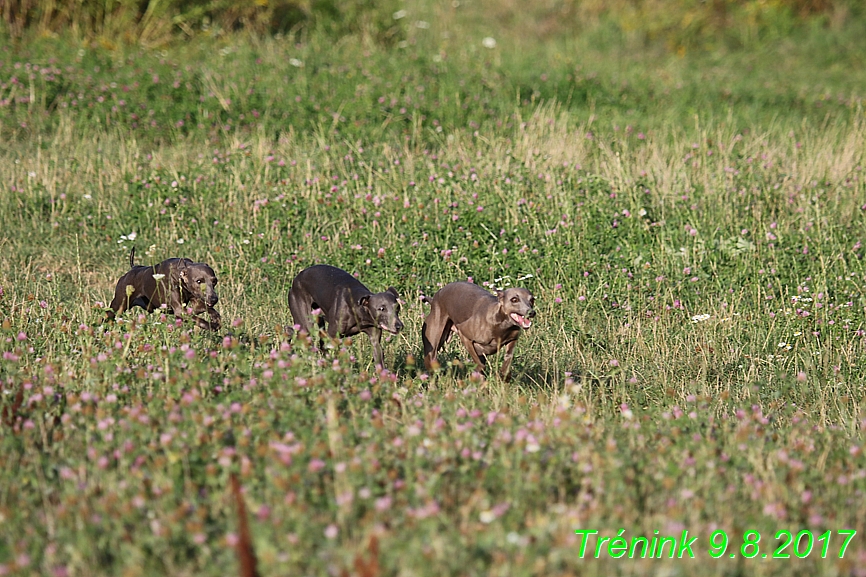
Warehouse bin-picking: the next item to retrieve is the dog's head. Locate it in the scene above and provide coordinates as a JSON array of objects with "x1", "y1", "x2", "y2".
[
  {"x1": 360, "y1": 287, "x2": 404, "y2": 334},
  {"x1": 179, "y1": 261, "x2": 219, "y2": 307},
  {"x1": 497, "y1": 287, "x2": 535, "y2": 329}
]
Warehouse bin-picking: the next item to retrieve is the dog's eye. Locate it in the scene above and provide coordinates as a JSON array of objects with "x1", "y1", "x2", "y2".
[
  {"x1": 197, "y1": 279, "x2": 203, "y2": 284},
  {"x1": 378, "y1": 306, "x2": 386, "y2": 311},
  {"x1": 511, "y1": 297, "x2": 519, "y2": 303}
]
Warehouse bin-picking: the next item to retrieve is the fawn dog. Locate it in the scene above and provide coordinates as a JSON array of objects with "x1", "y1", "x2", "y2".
[{"x1": 422, "y1": 282, "x2": 535, "y2": 381}]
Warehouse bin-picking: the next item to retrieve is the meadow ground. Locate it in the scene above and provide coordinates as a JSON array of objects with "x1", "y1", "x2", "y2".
[{"x1": 1, "y1": 2, "x2": 866, "y2": 575}]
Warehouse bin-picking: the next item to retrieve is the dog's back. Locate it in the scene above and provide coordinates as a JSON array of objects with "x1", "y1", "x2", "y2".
[
  {"x1": 430, "y1": 282, "x2": 496, "y2": 323},
  {"x1": 291, "y1": 264, "x2": 370, "y2": 310}
]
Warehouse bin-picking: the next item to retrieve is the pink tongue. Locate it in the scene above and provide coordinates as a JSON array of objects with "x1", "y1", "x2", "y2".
[{"x1": 512, "y1": 313, "x2": 532, "y2": 328}]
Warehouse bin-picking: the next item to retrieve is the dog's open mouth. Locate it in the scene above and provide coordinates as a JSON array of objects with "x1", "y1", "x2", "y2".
[
  {"x1": 380, "y1": 323, "x2": 401, "y2": 334},
  {"x1": 510, "y1": 312, "x2": 532, "y2": 329}
]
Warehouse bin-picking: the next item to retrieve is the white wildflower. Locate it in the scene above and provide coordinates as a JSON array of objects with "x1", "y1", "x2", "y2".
[
  {"x1": 691, "y1": 314, "x2": 711, "y2": 323},
  {"x1": 482, "y1": 37, "x2": 497, "y2": 49},
  {"x1": 393, "y1": 9, "x2": 407, "y2": 19},
  {"x1": 557, "y1": 394, "x2": 571, "y2": 409}
]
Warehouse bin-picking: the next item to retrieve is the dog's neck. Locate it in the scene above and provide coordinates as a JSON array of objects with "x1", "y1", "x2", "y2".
[
  {"x1": 179, "y1": 281, "x2": 194, "y2": 303},
  {"x1": 493, "y1": 306, "x2": 519, "y2": 331},
  {"x1": 356, "y1": 306, "x2": 377, "y2": 329}
]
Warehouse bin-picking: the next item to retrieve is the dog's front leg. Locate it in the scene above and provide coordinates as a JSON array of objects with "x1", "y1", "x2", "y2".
[
  {"x1": 192, "y1": 315, "x2": 216, "y2": 330},
  {"x1": 168, "y1": 290, "x2": 188, "y2": 324},
  {"x1": 366, "y1": 328, "x2": 385, "y2": 369},
  {"x1": 206, "y1": 307, "x2": 222, "y2": 331},
  {"x1": 168, "y1": 290, "x2": 209, "y2": 330},
  {"x1": 186, "y1": 297, "x2": 220, "y2": 331},
  {"x1": 458, "y1": 331, "x2": 487, "y2": 372},
  {"x1": 499, "y1": 340, "x2": 517, "y2": 382}
]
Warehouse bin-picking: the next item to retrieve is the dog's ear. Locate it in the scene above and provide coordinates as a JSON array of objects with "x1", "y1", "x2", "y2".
[
  {"x1": 496, "y1": 290, "x2": 506, "y2": 302},
  {"x1": 358, "y1": 295, "x2": 370, "y2": 307},
  {"x1": 386, "y1": 287, "x2": 399, "y2": 299}
]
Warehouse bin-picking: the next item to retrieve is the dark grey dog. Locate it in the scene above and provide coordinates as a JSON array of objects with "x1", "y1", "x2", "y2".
[
  {"x1": 288, "y1": 264, "x2": 404, "y2": 369},
  {"x1": 422, "y1": 282, "x2": 535, "y2": 381},
  {"x1": 106, "y1": 247, "x2": 221, "y2": 331}
]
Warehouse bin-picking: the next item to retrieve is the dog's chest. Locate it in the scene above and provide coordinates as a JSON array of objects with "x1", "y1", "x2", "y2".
[{"x1": 462, "y1": 324, "x2": 520, "y2": 351}]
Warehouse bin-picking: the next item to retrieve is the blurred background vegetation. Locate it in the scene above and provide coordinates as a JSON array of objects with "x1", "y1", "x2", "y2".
[
  {"x1": 0, "y1": 0, "x2": 861, "y2": 50},
  {"x1": 1, "y1": 0, "x2": 863, "y2": 150}
]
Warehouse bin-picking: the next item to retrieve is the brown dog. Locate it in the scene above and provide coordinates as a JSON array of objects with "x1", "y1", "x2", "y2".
[
  {"x1": 422, "y1": 282, "x2": 535, "y2": 381},
  {"x1": 288, "y1": 264, "x2": 403, "y2": 369},
  {"x1": 106, "y1": 247, "x2": 221, "y2": 331}
]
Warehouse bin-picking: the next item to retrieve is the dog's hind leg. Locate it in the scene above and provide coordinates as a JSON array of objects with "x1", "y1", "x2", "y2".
[
  {"x1": 108, "y1": 282, "x2": 135, "y2": 319},
  {"x1": 317, "y1": 310, "x2": 329, "y2": 353},
  {"x1": 422, "y1": 306, "x2": 452, "y2": 370},
  {"x1": 288, "y1": 288, "x2": 314, "y2": 336}
]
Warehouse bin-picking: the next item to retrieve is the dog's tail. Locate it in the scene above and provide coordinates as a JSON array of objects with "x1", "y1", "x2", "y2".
[
  {"x1": 419, "y1": 292, "x2": 432, "y2": 306},
  {"x1": 129, "y1": 246, "x2": 136, "y2": 269}
]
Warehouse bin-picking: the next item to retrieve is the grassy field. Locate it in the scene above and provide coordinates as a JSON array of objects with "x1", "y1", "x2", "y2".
[{"x1": 2, "y1": 2, "x2": 866, "y2": 575}]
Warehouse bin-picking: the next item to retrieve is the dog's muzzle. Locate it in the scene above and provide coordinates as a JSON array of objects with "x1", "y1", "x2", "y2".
[{"x1": 380, "y1": 320, "x2": 404, "y2": 334}]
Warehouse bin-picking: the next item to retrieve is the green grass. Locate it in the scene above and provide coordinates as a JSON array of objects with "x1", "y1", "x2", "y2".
[{"x1": 1, "y1": 5, "x2": 866, "y2": 576}]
